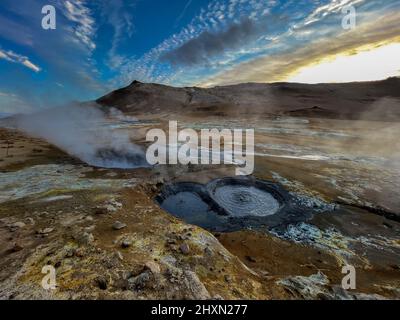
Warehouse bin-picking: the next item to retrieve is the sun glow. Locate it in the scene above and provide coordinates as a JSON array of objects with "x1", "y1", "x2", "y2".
[{"x1": 287, "y1": 43, "x2": 400, "y2": 83}]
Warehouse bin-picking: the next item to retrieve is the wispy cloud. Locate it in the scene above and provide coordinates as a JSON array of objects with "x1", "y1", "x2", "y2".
[
  {"x1": 112, "y1": 0, "x2": 279, "y2": 86},
  {"x1": 0, "y1": 49, "x2": 41, "y2": 72},
  {"x1": 0, "y1": 91, "x2": 16, "y2": 97},
  {"x1": 117, "y1": 0, "x2": 400, "y2": 87},
  {"x1": 98, "y1": 0, "x2": 136, "y2": 69},
  {"x1": 302, "y1": 0, "x2": 366, "y2": 27},
  {"x1": 62, "y1": 0, "x2": 96, "y2": 51},
  {"x1": 0, "y1": 0, "x2": 105, "y2": 105},
  {"x1": 161, "y1": 17, "x2": 261, "y2": 66},
  {"x1": 199, "y1": 9, "x2": 400, "y2": 86}
]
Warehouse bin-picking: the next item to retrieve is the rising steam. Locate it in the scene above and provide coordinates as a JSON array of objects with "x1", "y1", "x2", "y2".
[{"x1": 14, "y1": 104, "x2": 148, "y2": 169}]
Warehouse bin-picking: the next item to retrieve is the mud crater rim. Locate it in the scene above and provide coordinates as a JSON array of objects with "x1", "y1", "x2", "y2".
[{"x1": 155, "y1": 176, "x2": 309, "y2": 232}]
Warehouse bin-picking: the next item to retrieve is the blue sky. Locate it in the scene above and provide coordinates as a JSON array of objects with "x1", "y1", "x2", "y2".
[{"x1": 0, "y1": 0, "x2": 399, "y2": 113}]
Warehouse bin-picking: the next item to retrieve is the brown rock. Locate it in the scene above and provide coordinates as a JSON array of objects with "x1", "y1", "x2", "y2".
[
  {"x1": 179, "y1": 243, "x2": 190, "y2": 255},
  {"x1": 96, "y1": 276, "x2": 108, "y2": 290},
  {"x1": 112, "y1": 221, "x2": 127, "y2": 230},
  {"x1": 37, "y1": 227, "x2": 54, "y2": 235},
  {"x1": 94, "y1": 207, "x2": 108, "y2": 215},
  {"x1": 245, "y1": 255, "x2": 257, "y2": 263},
  {"x1": 144, "y1": 261, "x2": 161, "y2": 274},
  {"x1": 10, "y1": 243, "x2": 23, "y2": 253},
  {"x1": 121, "y1": 239, "x2": 132, "y2": 248},
  {"x1": 76, "y1": 232, "x2": 94, "y2": 245}
]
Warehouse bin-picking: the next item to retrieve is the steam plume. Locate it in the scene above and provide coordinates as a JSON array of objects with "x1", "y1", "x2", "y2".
[{"x1": 14, "y1": 104, "x2": 148, "y2": 169}]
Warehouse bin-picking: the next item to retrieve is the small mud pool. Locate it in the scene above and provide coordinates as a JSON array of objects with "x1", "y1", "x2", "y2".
[
  {"x1": 91, "y1": 147, "x2": 149, "y2": 169},
  {"x1": 207, "y1": 178, "x2": 283, "y2": 217},
  {"x1": 156, "y1": 177, "x2": 317, "y2": 232}
]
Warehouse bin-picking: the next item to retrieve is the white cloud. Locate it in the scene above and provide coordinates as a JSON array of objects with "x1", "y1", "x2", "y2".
[
  {"x1": 22, "y1": 60, "x2": 41, "y2": 73},
  {"x1": 62, "y1": 0, "x2": 96, "y2": 51},
  {"x1": 112, "y1": 0, "x2": 282, "y2": 86},
  {"x1": 198, "y1": 10, "x2": 400, "y2": 87},
  {"x1": 0, "y1": 49, "x2": 41, "y2": 72},
  {"x1": 302, "y1": 0, "x2": 366, "y2": 27},
  {"x1": 98, "y1": 0, "x2": 136, "y2": 70},
  {"x1": 0, "y1": 91, "x2": 16, "y2": 98}
]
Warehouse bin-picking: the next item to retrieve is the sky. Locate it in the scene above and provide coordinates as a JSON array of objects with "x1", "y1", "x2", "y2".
[{"x1": 0, "y1": 0, "x2": 399, "y2": 114}]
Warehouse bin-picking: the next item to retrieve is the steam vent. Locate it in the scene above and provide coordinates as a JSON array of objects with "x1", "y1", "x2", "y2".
[{"x1": 156, "y1": 177, "x2": 313, "y2": 232}]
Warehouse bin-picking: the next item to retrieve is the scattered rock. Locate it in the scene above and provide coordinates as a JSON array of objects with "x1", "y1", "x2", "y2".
[
  {"x1": 128, "y1": 271, "x2": 152, "y2": 291},
  {"x1": 8, "y1": 221, "x2": 26, "y2": 231},
  {"x1": 64, "y1": 247, "x2": 76, "y2": 258},
  {"x1": 183, "y1": 270, "x2": 211, "y2": 300},
  {"x1": 383, "y1": 222, "x2": 393, "y2": 229},
  {"x1": 203, "y1": 247, "x2": 213, "y2": 256},
  {"x1": 114, "y1": 251, "x2": 124, "y2": 261},
  {"x1": 161, "y1": 255, "x2": 177, "y2": 266},
  {"x1": 179, "y1": 243, "x2": 190, "y2": 255},
  {"x1": 105, "y1": 199, "x2": 123, "y2": 212},
  {"x1": 121, "y1": 239, "x2": 132, "y2": 248},
  {"x1": 84, "y1": 225, "x2": 95, "y2": 232},
  {"x1": 75, "y1": 248, "x2": 86, "y2": 258},
  {"x1": 102, "y1": 254, "x2": 121, "y2": 269},
  {"x1": 76, "y1": 232, "x2": 94, "y2": 246},
  {"x1": 25, "y1": 217, "x2": 35, "y2": 225},
  {"x1": 120, "y1": 271, "x2": 133, "y2": 281},
  {"x1": 260, "y1": 271, "x2": 270, "y2": 277},
  {"x1": 94, "y1": 207, "x2": 108, "y2": 215},
  {"x1": 352, "y1": 292, "x2": 387, "y2": 300},
  {"x1": 278, "y1": 272, "x2": 332, "y2": 299},
  {"x1": 95, "y1": 276, "x2": 108, "y2": 290},
  {"x1": 245, "y1": 255, "x2": 257, "y2": 263},
  {"x1": 37, "y1": 227, "x2": 54, "y2": 235},
  {"x1": 112, "y1": 221, "x2": 127, "y2": 230},
  {"x1": 144, "y1": 261, "x2": 161, "y2": 274},
  {"x1": 13, "y1": 221, "x2": 26, "y2": 228},
  {"x1": 94, "y1": 199, "x2": 123, "y2": 215}
]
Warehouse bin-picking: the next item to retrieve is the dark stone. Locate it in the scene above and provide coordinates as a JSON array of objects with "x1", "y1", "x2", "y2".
[
  {"x1": 179, "y1": 243, "x2": 190, "y2": 255},
  {"x1": 96, "y1": 276, "x2": 108, "y2": 290},
  {"x1": 112, "y1": 221, "x2": 127, "y2": 230},
  {"x1": 245, "y1": 255, "x2": 257, "y2": 263}
]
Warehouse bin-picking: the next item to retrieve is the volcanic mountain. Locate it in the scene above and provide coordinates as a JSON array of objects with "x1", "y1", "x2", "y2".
[{"x1": 96, "y1": 77, "x2": 400, "y2": 121}]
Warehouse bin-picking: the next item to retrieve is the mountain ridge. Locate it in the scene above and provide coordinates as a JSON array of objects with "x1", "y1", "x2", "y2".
[{"x1": 96, "y1": 77, "x2": 400, "y2": 120}]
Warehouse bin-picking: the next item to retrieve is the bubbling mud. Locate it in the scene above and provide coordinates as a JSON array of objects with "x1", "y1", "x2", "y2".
[
  {"x1": 156, "y1": 177, "x2": 315, "y2": 232},
  {"x1": 155, "y1": 182, "x2": 226, "y2": 230},
  {"x1": 206, "y1": 178, "x2": 283, "y2": 217}
]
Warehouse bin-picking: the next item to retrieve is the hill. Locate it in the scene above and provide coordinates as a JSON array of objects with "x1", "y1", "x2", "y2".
[{"x1": 96, "y1": 77, "x2": 400, "y2": 121}]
